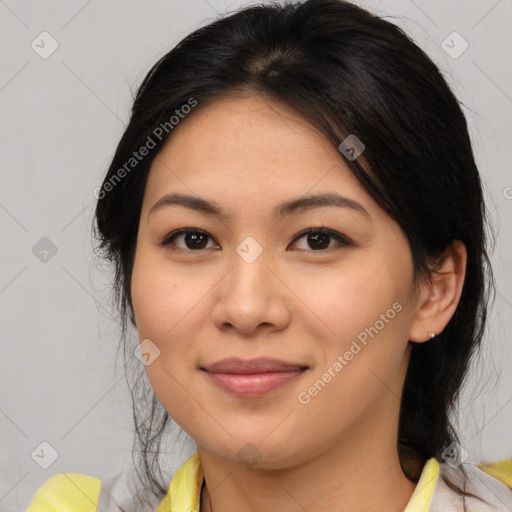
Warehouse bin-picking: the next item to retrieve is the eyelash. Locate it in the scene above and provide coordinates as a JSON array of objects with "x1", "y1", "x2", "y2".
[{"x1": 159, "y1": 227, "x2": 351, "y2": 252}]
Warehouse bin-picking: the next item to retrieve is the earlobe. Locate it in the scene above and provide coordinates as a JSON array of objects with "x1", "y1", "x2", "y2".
[{"x1": 408, "y1": 240, "x2": 467, "y2": 343}]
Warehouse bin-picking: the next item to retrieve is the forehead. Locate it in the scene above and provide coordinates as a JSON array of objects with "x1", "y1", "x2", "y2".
[
  {"x1": 158, "y1": 94, "x2": 337, "y2": 166},
  {"x1": 143, "y1": 94, "x2": 377, "y2": 218}
]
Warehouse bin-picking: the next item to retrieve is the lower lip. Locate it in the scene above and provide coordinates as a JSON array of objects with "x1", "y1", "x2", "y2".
[{"x1": 203, "y1": 369, "x2": 306, "y2": 398}]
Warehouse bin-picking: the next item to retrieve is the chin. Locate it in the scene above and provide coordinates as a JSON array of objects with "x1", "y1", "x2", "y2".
[{"x1": 198, "y1": 433, "x2": 308, "y2": 470}]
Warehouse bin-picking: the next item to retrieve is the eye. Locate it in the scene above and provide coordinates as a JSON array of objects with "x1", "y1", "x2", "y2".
[
  {"x1": 160, "y1": 228, "x2": 219, "y2": 251},
  {"x1": 289, "y1": 227, "x2": 351, "y2": 251},
  {"x1": 159, "y1": 227, "x2": 350, "y2": 252}
]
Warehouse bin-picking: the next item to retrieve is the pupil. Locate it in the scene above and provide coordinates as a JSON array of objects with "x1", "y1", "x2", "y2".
[
  {"x1": 186, "y1": 232, "x2": 207, "y2": 249},
  {"x1": 308, "y1": 232, "x2": 330, "y2": 250}
]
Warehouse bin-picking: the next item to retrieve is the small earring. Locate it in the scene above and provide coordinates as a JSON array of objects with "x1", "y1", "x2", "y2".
[{"x1": 428, "y1": 332, "x2": 436, "y2": 339}]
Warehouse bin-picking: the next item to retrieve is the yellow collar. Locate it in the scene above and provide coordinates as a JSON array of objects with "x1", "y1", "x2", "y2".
[
  {"x1": 157, "y1": 453, "x2": 204, "y2": 512},
  {"x1": 403, "y1": 457, "x2": 440, "y2": 511},
  {"x1": 157, "y1": 453, "x2": 440, "y2": 512}
]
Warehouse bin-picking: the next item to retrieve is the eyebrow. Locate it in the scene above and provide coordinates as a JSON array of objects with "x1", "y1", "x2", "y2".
[{"x1": 148, "y1": 192, "x2": 371, "y2": 220}]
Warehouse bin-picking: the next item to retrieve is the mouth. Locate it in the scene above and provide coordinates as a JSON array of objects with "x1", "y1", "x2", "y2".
[{"x1": 200, "y1": 357, "x2": 309, "y2": 398}]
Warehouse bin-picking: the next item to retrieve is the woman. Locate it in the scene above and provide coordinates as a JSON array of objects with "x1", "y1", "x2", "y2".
[{"x1": 26, "y1": 0, "x2": 512, "y2": 510}]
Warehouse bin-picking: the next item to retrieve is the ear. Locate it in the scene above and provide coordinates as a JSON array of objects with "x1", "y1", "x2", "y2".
[{"x1": 408, "y1": 240, "x2": 467, "y2": 343}]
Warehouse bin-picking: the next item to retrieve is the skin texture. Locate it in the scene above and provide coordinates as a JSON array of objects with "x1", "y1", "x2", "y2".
[{"x1": 130, "y1": 94, "x2": 467, "y2": 512}]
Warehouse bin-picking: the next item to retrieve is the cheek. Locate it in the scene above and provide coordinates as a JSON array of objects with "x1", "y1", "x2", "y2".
[
  {"x1": 293, "y1": 256, "x2": 411, "y2": 349},
  {"x1": 291, "y1": 245, "x2": 415, "y2": 417},
  {"x1": 130, "y1": 259, "x2": 169, "y2": 340},
  {"x1": 130, "y1": 249, "x2": 207, "y2": 425},
  {"x1": 129, "y1": 247, "x2": 217, "y2": 397},
  {"x1": 131, "y1": 246, "x2": 204, "y2": 340},
  {"x1": 292, "y1": 267, "x2": 412, "y2": 431}
]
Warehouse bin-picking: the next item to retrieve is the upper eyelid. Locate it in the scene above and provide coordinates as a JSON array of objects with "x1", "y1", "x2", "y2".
[{"x1": 293, "y1": 227, "x2": 350, "y2": 243}]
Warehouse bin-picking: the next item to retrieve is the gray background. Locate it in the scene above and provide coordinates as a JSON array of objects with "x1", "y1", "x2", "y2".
[{"x1": 1, "y1": 1, "x2": 511, "y2": 510}]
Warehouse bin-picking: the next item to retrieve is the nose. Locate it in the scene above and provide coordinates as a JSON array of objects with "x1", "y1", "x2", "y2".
[{"x1": 211, "y1": 246, "x2": 291, "y2": 335}]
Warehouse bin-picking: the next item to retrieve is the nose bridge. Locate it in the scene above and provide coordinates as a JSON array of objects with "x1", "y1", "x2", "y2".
[{"x1": 229, "y1": 236, "x2": 271, "y2": 302}]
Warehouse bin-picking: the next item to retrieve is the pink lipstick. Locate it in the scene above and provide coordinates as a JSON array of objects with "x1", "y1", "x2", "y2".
[{"x1": 201, "y1": 357, "x2": 308, "y2": 398}]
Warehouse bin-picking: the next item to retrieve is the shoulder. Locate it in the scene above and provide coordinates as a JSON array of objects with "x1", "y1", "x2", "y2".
[
  {"x1": 26, "y1": 469, "x2": 166, "y2": 512},
  {"x1": 26, "y1": 473, "x2": 101, "y2": 512},
  {"x1": 429, "y1": 459, "x2": 512, "y2": 512}
]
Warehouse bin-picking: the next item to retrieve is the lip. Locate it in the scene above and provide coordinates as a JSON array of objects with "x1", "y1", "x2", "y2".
[
  {"x1": 200, "y1": 358, "x2": 308, "y2": 398},
  {"x1": 202, "y1": 357, "x2": 307, "y2": 374}
]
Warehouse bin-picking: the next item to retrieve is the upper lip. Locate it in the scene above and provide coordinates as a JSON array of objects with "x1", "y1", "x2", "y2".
[{"x1": 201, "y1": 357, "x2": 308, "y2": 374}]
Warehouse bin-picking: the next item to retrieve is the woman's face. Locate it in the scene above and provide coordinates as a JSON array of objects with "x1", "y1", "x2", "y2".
[{"x1": 131, "y1": 94, "x2": 425, "y2": 469}]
